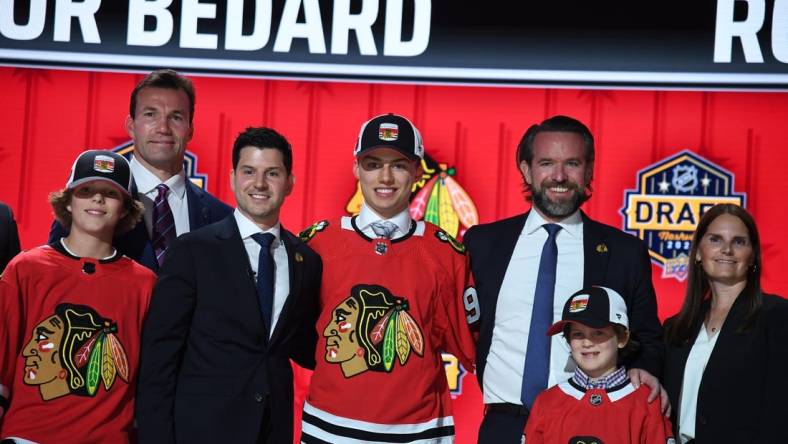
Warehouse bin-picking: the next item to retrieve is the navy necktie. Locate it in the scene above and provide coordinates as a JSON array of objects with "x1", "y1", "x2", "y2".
[
  {"x1": 151, "y1": 184, "x2": 176, "y2": 266},
  {"x1": 521, "y1": 223, "x2": 562, "y2": 408},
  {"x1": 251, "y1": 233, "x2": 276, "y2": 334}
]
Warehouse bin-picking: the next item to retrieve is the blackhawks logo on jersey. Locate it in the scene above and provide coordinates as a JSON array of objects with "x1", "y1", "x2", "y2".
[
  {"x1": 22, "y1": 303, "x2": 129, "y2": 401},
  {"x1": 435, "y1": 230, "x2": 466, "y2": 255},
  {"x1": 299, "y1": 220, "x2": 329, "y2": 243},
  {"x1": 324, "y1": 284, "x2": 424, "y2": 378}
]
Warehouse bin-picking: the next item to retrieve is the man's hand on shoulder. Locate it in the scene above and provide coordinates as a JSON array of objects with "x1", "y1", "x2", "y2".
[{"x1": 628, "y1": 368, "x2": 671, "y2": 416}]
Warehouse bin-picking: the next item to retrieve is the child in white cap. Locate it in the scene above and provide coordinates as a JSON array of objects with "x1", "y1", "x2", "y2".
[{"x1": 525, "y1": 286, "x2": 675, "y2": 443}]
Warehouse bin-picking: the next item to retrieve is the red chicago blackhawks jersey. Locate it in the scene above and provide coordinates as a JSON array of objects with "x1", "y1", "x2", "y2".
[
  {"x1": 299, "y1": 216, "x2": 477, "y2": 443},
  {"x1": 0, "y1": 244, "x2": 155, "y2": 443},
  {"x1": 525, "y1": 379, "x2": 675, "y2": 444}
]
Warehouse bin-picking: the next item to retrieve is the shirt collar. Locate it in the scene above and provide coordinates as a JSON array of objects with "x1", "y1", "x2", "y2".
[
  {"x1": 523, "y1": 208, "x2": 583, "y2": 237},
  {"x1": 129, "y1": 155, "x2": 187, "y2": 199},
  {"x1": 571, "y1": 366, "x2": 628, "y2": 390},
  {"x1": 356, "y1": 203, "x2": 411, "y2": 237},
  {"x1": 234, "y1": 209, "x2": 281, "y2": 242}
]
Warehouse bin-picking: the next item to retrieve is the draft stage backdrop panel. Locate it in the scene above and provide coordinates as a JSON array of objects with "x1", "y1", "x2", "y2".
[{"x1": 1, "y1": 67, "x2": 787, "y2": 443}]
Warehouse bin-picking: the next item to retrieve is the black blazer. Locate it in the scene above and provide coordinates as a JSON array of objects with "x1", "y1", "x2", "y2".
[
  {"x1": 135, "y1": 215, "x2": 322, "y2": 444},
  {"x1": 663, "y1": 293, "x2": 788, "y2": 443},
  {"x1": 0, "y1": 201, "x2": 21, "y2": 274},
  {"x1": 48, "y1": 180, "x2": 232, "y2": 271},
  {"x1": 464, "y1": 211, "x2": 664, "y2": 389}
]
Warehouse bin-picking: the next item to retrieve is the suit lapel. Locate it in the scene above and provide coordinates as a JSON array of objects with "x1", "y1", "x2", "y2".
[
  {"x1": 186, "y1": 182, "x2": 210, "y2": 230},
  {"x1": 215, "y1": 215, "x2": 264, "y2": 326},
  {"x1": 582, "y1": 212, "x2": 610, "y2": 288},
  {"x1": 269, "y1": 229, "x2": 303, "y2": 345},
  {"x1": 487, "y1": 213, "x2": 526, "y2": 300}
]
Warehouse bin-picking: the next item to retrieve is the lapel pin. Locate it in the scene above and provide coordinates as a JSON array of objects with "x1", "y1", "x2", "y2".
[
  {"x1": 295, "y1": 252, "x2": 304, "y2": 262},
  {"x1": 596, "y1": 243, "x2": 608, "y2": 253}
]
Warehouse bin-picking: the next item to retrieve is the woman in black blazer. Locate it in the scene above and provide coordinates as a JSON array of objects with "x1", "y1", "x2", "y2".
[{"x1": 663, "y1": 204, "x2": 788, "y2": 444}]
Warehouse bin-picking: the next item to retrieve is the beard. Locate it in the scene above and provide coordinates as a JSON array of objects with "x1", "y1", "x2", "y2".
[{"x1": 531, "y1": 181, "x2": 589, "y2": 219}]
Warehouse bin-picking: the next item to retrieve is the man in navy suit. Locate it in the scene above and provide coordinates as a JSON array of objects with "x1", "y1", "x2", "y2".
[
  {"x1": 464, "y1": 115, "x2": 666, "y2": 443},
  {"x1": 136, "y1": 127, "x2": 321, "y2": 443},
  {"x1": 49, "y1": 69, "x2": 231, "y2": 270}
]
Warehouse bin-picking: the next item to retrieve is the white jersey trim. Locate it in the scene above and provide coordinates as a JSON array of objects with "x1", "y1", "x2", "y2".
[
  {"x1": 557, "y1": 381, "x2": 585, "y2": 400},
  {"x1": 606, "y1": 382, "x2": 637, "y2": 402},
  {"x1": 302, "y1": 401, "x2": 455, "y2": 443}
]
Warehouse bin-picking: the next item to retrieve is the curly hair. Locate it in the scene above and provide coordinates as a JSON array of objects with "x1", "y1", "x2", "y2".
[{"x1": 49, "y1": 188, "x2": 144, "y2": 236}]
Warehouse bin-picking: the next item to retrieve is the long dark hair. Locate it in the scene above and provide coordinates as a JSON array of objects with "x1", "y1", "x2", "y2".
[{"x1": 666, "y1": 204, "x2": 762, "y2": 345}]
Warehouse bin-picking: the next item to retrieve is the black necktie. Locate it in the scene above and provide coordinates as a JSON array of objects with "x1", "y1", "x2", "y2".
[{"x1": 251, "y1": 233, "x2": 276, "y2": 333}]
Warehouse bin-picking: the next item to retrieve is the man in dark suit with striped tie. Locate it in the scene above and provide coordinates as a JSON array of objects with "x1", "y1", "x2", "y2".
[
  {"x1": 464, "y1": 115, "x2": 667, "y2": 443},
  {"x1": 49, "y1": 69, "x2": 231, "y2": 270},
  {"x1": 136, "y1": 127, "x2": 321, "y2": 444}
]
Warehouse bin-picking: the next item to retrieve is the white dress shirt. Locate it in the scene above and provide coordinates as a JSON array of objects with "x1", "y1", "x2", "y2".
[
  {"x1": 678, "y1": 325, "x2": 721, "y2": 443},
  {"x1": 234, "y1": 209, "x2": 290, "y2": 336},
  {"x1": 354, "y1": 204, "x2": 411, "y2": 240},
  {"x1": 130, "y1": 156, "x2": 190, "y2": 237},
  {"x1": 483, "y1": 209, "x2": 585, "y2": 405}
]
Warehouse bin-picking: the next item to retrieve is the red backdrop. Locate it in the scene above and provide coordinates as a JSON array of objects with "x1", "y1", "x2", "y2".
[{"x1": 1, "y1": 67, "x2": 787, "y2": 442}]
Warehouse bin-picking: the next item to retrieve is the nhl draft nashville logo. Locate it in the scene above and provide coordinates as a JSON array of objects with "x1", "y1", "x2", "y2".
[{"x1": 621, "y1": 150, "x2": 745, "y2": 281}]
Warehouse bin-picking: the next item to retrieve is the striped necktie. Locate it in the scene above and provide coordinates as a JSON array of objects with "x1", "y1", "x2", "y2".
[{"x1": 151, "y1": 184, "x2": 176, "y2": 266}]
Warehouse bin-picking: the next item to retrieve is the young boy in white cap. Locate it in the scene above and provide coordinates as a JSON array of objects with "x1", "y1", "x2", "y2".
[
  {"x1": 525, "y1": 286, "x2": 674, "y2": 443},
  {"x1": 0, "y1": 150, "x2": 155, "y2": 443}
]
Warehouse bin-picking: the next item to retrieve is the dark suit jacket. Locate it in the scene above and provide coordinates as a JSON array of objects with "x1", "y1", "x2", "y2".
[
  {"x1": 464, "y1": 210, "x2": 664, "y2": 389},
  {"x1": 663, "y1": 293, "x2": 788, "y2": 443},
  {"x1": 0, "y1": 202, "x2": 21, "y2": 274},
  {"x1": 48, "y1": 180, "x2": 232, "y2": 271},
  {"x1": 136, "y1": 215, "x2": 322, "y2": 444}
]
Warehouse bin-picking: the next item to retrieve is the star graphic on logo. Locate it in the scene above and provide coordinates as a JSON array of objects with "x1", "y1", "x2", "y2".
[
  {"x1": 701, "y1": 175, "x2": 711, "y2": 188},
  {"x1": 658, "y1": 179, "x2": 670, "y2": 193}
]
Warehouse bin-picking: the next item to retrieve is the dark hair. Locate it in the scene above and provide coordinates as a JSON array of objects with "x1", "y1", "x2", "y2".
[
  {"x1": 562, "y1": 323, "x2": 639, "y2": 362},
  {"x1": 49, "y1": 188, "x2": 144, "y2": 235},
  {"x1": 129, "y1": 69, "x2": 195, "y2": 123},
  {"x1": 666, "y1": 204, "x2": 762, "y2": 345},
  {"x1": 232, "y1": 127, "x2": 293, "y2": 175},
  {"x1": 516, "y1": 115, "x2": 595, "y2": 194}
]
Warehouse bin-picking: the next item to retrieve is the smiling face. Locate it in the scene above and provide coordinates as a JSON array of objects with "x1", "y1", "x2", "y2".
[
  {"x1": 67, "y1": 181, "x2": 128, "y2": 238},
  {"x1": 697, "y1": 213, "x2": 754, "y2": 287},
  {"x1": 354, "y1": 148, "x2": 421, "y2": 219},
  {"x1": 22, "y1": 315, "x2": 70, "y2": 400},
  {"x1": 125, "y1": 87, "x2": 193, "y2": 178},
  {"x1": 520, "y1": 131, "x2": 592, "y2": 222},
  {"x1": 231, "y1": 146, "x2": 294, "y2": 230},
  {"x1": 568, "y1": 323, "x2": 627, "y2": 379}
]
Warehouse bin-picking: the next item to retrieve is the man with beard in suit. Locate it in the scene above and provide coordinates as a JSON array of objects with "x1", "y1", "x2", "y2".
[{"x1": 464, "y1": 115, "x2": 667, "y2": 443}]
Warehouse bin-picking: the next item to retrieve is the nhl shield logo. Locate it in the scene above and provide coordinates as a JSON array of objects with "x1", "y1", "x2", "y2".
[
  {"x1": 621, "y1": 150, "x2": 745, "y2": 281},
  {"x1": 671, "y1": 165, "x2": 698, "y2": 193}
]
